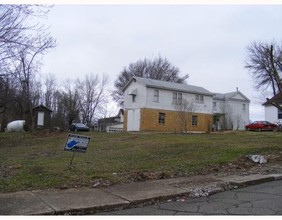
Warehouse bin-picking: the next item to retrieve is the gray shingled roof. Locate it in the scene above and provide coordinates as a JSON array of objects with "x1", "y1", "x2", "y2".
[{"x1": 129, "y1": 77, "x2": 213, "y2": 96}]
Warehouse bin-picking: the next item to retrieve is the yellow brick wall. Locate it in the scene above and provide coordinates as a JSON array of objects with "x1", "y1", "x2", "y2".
[
  {"x1": 124, "y1": 108, "x2": 212, "y2": 133},
  {"x1": 123, "y1": 110, "x2": 128, "y2": 132}
]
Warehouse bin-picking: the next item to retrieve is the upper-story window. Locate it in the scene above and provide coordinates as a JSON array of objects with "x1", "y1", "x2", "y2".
[
  {"x1": 213, "y1": 102, "x2": 217, "y2": 111},
  {"x1": 153, "y1": 89, "x2": 159, "y2": 102},
  {"x1": 242, "y1": 103, "x2": 246, "y2": 112},
  {"x1": 173, "y1": 92, "x2": 182, "y2": 104},
  {"x1": 132, "y1": 96, "x2": 136, "y2": 102},
  {"x1": 195, "y1": 95, "x2": 204, "y2": 103}
]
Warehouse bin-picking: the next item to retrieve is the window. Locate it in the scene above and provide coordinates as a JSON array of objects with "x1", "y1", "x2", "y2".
[
  {"x1": 195, "y1": 95, "x2": 204, "y2": 103},
  {"x1": 178, "y1": 93, "x2": 182, "y2": 104},
  {"x1": 278, "y1": 108, "x2": 282, "y2": 119},
  {"x1": 173, "y1": 92, "x2": 182, "y2": 104},
  {"x1": 159, "y1": 112, "x2": 165, "y2": 124},
  {"x1": 213, "y1": 102, "x2": 217, "y2": 111},
  {"x1": 242, "y1": 104, "x2": 246, "y2": 112},
  {"x1": 192, "y1": 115, "x2": 198, "y2": 126},
  {"x1": 153, "y1": 90, "x2": 159, "y2": 102}
]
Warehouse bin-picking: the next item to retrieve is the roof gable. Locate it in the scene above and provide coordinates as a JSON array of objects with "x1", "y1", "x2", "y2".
[
  {"x1": 262, "y1": 93, "x2": 282, "y2": 106},
  {"x1": 32, "y1": 105, "x2": 52, "y2": 112},
  {"x1": 213, "y1": 91, "x2": 250, "y2": 102}
]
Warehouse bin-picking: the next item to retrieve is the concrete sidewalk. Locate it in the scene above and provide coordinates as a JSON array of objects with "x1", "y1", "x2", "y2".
[{"x1": 1, "y1": 173, "x2": 282, "y2": 215}]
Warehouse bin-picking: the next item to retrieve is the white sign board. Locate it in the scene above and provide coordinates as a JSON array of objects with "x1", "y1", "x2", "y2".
[{"x1": 64, "y1": 133, "x2": 91, "y2": 153}]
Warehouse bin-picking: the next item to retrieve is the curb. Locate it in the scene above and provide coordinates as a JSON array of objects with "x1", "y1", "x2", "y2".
[{"x1": 56, "y1": 174, "x2": 282, "y2": 215}]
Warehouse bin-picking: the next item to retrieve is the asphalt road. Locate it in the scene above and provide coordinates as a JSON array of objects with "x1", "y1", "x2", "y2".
[{"x1": 97, "y1": 180, "x2": 282, "y2": 215}]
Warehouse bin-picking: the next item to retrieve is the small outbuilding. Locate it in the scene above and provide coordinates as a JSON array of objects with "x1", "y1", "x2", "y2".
[
  {"x1": 25, "y1": 105, "x2": 53, "y2": 131},
  {"x1": 33, "y1": 105, "x2": 53, "y2": 130}
]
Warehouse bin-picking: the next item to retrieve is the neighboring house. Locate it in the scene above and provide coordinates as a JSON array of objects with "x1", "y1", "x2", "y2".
[
  {"x1": 213, "y1": 90, "x2": 250, "y2": 131},
  {"x1": 98, "y1": 109, "x2": 124, "y2": 132},
  {"x1": 123, "y1": 77, "x2": 250, "y2": 132},
  {"x1": 263, "y1": 93, "x2": 282, "y2": 124}
]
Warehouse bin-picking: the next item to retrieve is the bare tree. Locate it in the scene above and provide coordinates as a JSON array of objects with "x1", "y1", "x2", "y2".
[
  {"x1": 174, "y1": 98, "x2": 197, "y2": 133},
  {"x1": 0, "y1": 5, "x2": 53, "y2": 72},
  {"x1": 0, "y1": 5, "x2": 56, "y2": 131},
  {"x1": 43, "y1": 73, "x2": 57, "y2": 109},
  {"x1": 245, "y1": 41, "x2": 282, "y2": 110},
  {"x1": 60, "y1": 80, "x2": 80, "y2": 127},
  {"x1": 224, "y1": 103, "x2": 234, "y2": 130},
  {"x1": 9, "y1": 35, "x2": 56, "y2": 131},
  {"x1": 50, "y1": 90, "x2": 65, "y2": 129},
  {"x1": 76, "y1": 74, "x2": 108, "y2": 126},
  {"x1": 113, "y1": 56, "x2": 189, "y2": 106}
]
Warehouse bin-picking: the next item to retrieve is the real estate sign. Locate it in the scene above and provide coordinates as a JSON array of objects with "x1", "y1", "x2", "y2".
[{"x1": 64, "y1": 133, "x2": 91, "y2": 153}]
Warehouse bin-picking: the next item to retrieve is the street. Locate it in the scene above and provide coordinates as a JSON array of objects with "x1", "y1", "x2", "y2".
[{"x1": 97, "y1": 180, "x2": 282, "y2": 215}]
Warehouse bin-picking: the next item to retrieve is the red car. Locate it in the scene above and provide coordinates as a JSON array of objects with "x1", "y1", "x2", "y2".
[{"x1": 245, "y1": 121, "x2": 277, "y2": 131}]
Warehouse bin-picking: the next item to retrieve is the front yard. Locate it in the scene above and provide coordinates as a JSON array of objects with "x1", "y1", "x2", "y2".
[{"x1": 0, "y1": 131, "x2": 282, "y2": 192}]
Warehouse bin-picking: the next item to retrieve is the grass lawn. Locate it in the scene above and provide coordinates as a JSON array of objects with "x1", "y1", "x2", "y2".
[{"x1": 0, "y1": 131, "x2": 282, "y2": 192}]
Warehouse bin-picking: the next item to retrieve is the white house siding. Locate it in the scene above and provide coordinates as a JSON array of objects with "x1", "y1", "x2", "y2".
[
  {"x1": 106, "y1": 123, "x2": 124, "y2": 133},
  {"x1": 265, "y1": 105, "x2": 278, "y2": 123},
  {"x1": 226, "y1": 100, "x2": 249, "y2": 130},
  {"x1": 212, "y1": 100, "x2": 225, "y2": 114},
  {"x1": 232, "y1": 94, "x2": 246, "y2": 100},
  {"x1": 124, "y1": 81, "x2": 147, "y2": 109},
  {"x1": 146, "y1": 87, "x2": 213, "y2": 114}
]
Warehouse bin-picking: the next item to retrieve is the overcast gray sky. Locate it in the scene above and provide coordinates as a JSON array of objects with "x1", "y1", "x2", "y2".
[{"x1": 39, "y1": 4, "x2": 282, "y2": 120}]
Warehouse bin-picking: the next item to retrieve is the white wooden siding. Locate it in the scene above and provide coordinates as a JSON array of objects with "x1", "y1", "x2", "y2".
[
  {"x1": 226, "y1": 100, "x2": 249, "y2": 129},
  {"x1": 265, "y1": 105, "x2": 278, "y2": 123},
  {"x1": 146, "y1": 87, "x2": 213, "y2": 114},
  {"x1": 124, "y1": 81, "x2": 147, "y2": 109}
]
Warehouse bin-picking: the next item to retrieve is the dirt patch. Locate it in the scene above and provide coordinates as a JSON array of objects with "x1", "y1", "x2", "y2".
[{"x1": 200, "y1": 152, "x2": 282, "y2": 177}]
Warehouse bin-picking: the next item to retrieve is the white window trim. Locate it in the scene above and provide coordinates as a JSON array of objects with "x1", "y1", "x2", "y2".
[
  {"x1": 195, "y1": 94, "x2": 204, "y2": 104},
  {"x1": 153, "y1": 89, "x2": 159, "y2": 102},
  {"x1": 172, "y1": 92, "x2": 182, "y2": 104}
]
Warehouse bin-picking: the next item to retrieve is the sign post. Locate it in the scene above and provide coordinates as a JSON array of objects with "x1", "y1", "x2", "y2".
[
  {"x1": 69, "y1": 152, "x2": 76, "y2": 168},
  {"x1": 64, "y1": 133, "x2": 91, "y2": 169}
]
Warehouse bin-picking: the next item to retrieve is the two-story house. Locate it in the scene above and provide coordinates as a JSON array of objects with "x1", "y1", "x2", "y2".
[
  {"x1": 123, "y1": 77, "x2": 250, "y2": 132},
  {"x1": 123, "y1": 76, "x2": 213, "y2": 132}
]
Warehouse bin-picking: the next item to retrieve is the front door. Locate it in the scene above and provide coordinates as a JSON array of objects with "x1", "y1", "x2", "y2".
[
  {"x1": 127, "y1": 109, "x2": 140, "y2": 131},
  {"x1": 37, "y1": 111, "x2": 44, "y2": 126}
]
